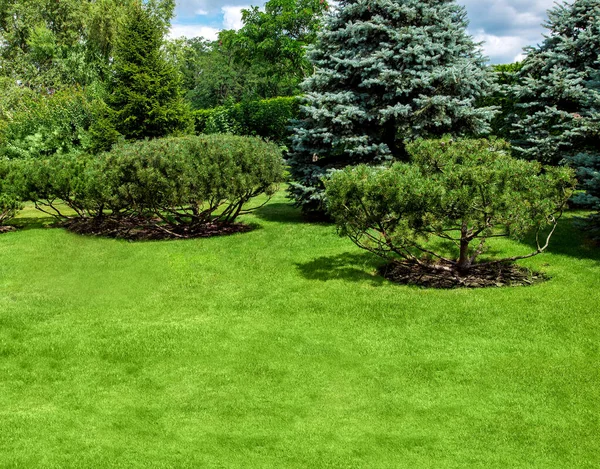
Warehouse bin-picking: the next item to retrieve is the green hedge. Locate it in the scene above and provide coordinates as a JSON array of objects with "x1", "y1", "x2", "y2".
[{"x1": 193, "y1": 96, "x2": 300, "y2": 144}]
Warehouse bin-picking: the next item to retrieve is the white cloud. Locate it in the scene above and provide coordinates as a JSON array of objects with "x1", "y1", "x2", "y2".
[
  {"x1": 222, "y1": 6, "x2": 248, "y2": 31},
  {"x1": 513, "y1": 53, "x2": 527, "y2": 62},
  {"x1": 175, "y1": 0, "x2": 252, "y2": 16},
  {"x1": 460, "y1": 0, "x2": 557, "y2": 62},
  {"x1": 473, "y1": 31, "x2": 527, "y2": 64},
  {"x1": 168, "y1": 23, "x2": 220, "y2": 41},
  {"x1": 169, "y1": 5, "x2": 249, "y2": 40}
]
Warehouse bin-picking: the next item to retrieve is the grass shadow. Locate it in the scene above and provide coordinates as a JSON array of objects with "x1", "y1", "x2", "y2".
[
  {"x1": 296, "y1": 252, "x2": 386, "y2": 285},
  {"x1": 7, "y1": 215, "x2": 58, "y2": 231},
  {"x1": 522, "y1": 213, "x2": 600, "y2": 263},
  {"x1": 253, "y1": 202, "x2": 332, "y2": 225}
]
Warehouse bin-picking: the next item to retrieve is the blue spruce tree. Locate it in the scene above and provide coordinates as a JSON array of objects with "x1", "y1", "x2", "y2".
[
  {"x1": 288, "y1": 0, "x2": 497, "y2": 214},
  {"x1": 511, "y1": 0, "x2": 600, "y2": 238}
]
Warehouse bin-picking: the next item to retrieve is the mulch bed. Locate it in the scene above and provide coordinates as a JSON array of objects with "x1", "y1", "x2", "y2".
[
  {"x1": 379, "y1": 261, "x2": 547, "y2": 289},
  {"x1": 0, "y1": 225, "x2": 16, "y2": 234},
  {"x1": 63, "y1": 217, "x2": 253, "y2": 241}
]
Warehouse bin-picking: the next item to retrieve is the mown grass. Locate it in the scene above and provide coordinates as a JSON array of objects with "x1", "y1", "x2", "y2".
[{"x1": 0, "y1": 192, "x2": 598, "y2": 468}]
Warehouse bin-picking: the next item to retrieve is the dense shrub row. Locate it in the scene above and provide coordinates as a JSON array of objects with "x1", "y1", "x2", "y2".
[
  {"x1": 3, "y1": 135, "x2": 283, "y2": 234},
  {"x1": 193, "y1": 97, "x2": 300, "y2": 144}
]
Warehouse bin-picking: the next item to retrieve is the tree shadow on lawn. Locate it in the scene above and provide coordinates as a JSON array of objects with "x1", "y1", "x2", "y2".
[
  {"x1": 6, "y1": 215, "x2": 57, "y2": 231},
  {"x1": 296, "y1": 252, "x2": 387, "y2": 285},
  {"x1": 522, "y1": 214, "x2": 599, "y2": 263},
  {"x1": 253, "y1": 202, "x2": 332, "y2": 225}
]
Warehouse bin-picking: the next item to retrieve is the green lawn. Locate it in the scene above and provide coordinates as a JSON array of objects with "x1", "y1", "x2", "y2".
[{"x1": 1, "y1": 192, "x2": 598, "y2": 468}]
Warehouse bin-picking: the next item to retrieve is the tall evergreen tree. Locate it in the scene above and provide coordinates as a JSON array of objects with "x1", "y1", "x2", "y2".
[
  {"x1": 511, "y1": 0, "x2": 600, "y2": 165},
  {"x1": 107, "y1": 2, "x2": 190, "y2": 140},
  {"x1": 287, "y1": 0, "x2": 496, "y2": 213},
  {"x1": 510, "y1": 0, "x2": 600, "y2": 238}
]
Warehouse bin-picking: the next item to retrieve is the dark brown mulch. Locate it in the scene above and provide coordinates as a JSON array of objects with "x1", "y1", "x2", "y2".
[
  {"x1": 0, "y1": 225, "x2": 16, "y2": 234},
  {"x1": 63, "y1": 217, "x2": 253, "y2": 241},
  {"x1": 379, "y1": 261, "x2": 547, "y2": 289}
]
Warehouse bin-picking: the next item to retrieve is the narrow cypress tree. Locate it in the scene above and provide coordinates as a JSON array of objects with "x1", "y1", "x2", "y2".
[
  {"x1": 108, "y1": 2, "x2": 191, "y2": 140},
  {"x1": 288, "y1": 0, "x2": 497, "y2": 213},
  {"x1": 510, "y1": 0, "x2": 600, "y2": 238}
]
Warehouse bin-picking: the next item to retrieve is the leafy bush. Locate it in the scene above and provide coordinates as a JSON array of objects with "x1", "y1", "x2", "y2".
[
  {"x1": 203, "y1": 107, "x2": 240, "y2": 135},
  {"x1": 193, "y1": 96, "x2": 299, "y2": 144},
  {"x1": 229, "y1": 97, "x2": 300, "y2": 144},
  {"x1": 0, "y1": 89, "x2": 101, "y2": 159},
  {"x1": 325, "y1": 138, "x2": 576, "y2": 274},
  {"x1": 193, "y1": 109, "x2": 215, "y2": 134},
  {"x1": 0, "y1": 78, "x2": 37, "y2": 122},
  {"x1": 0, "y1": 159, "x2": 23, "y2": 225},
  {"x1": 12, "y1": 135, "x2": 284, "y2": 231}
]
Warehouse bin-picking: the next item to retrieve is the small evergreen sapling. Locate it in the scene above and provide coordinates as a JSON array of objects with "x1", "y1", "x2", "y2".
[{"x1": 288, "y1": 0, "x2": 497, "y2": 213}]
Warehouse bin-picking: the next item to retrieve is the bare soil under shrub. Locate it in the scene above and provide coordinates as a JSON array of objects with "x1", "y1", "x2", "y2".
[
  {"x1": 379, "y1": 261, "x2": 547, "y2": 289},
  {"x1": 0, "y1": 225, "x2": 16, "y2": 234},
  {"x1": 63, "y1": 217, "x2": 253, "y2": 241}
]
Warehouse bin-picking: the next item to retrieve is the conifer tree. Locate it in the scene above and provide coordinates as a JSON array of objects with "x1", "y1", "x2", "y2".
[
  {"x1": 511, "y1": 0, "x2": 600, "y2": 165},
  {"x1": 510, "y1": 0, "x2": 600, "y2": 238},
  {"x1": 288, "y1": 0, "x2": 497, "y2": 213},
  {"x1": 107, "y1": 2, "x2": 191, "y2": 140}
]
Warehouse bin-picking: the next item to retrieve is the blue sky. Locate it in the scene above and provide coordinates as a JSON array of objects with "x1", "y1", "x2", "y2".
[{"x1": 169, "y1": 0, "x2": 558, "y2": 64}]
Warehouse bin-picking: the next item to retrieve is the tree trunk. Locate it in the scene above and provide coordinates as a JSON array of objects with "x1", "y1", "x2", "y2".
[
  {"x1": 381, "y1": 121, "x2": 409, "y2": 162},
  {"x1": 457, "y1": 221, "x2": 472, "y2": 273}
]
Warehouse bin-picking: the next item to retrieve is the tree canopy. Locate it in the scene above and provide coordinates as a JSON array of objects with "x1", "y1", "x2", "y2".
[{"x1": 167, "y1": 0, "x2": 328, "y2": 109}]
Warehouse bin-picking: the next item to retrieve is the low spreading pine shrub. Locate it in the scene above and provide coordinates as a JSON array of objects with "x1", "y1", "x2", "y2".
[
  {"x1": 95, "y1": 134, "x2": 284, "y2": 226},
  {"x1": 10, "y1": 135, "x2": 283, "y2": 236},
  {"x1": 10, "y1": 153, "x2": 94, "y2": 218},
  {"x1": 325, "y1": 138, "x2": 576, "y2": 278}
]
